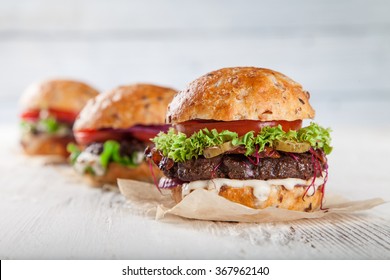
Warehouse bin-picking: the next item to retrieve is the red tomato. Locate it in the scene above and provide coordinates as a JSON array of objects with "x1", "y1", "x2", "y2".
[
  {"x1": 128, "y1": 130, "x2": 161, "y2": 143},
  {"x1": 74, "y1": 128, "x2": 160, "y2": 145},
  {"x1": 174, "y1": 120, "x2": 302, "y2": 137},
  {"x1": 20, "y1": 110, "x2": 40, "y2": 121},
  {"x1": 48, "y1": 109, "x2": 78, "y2": 123},
  {"x1": 20, "y1": 108, "x2": 78, "y2": 123},
  {"x1": 74, "y1": 130, "x2": 126, "y2": 145}
]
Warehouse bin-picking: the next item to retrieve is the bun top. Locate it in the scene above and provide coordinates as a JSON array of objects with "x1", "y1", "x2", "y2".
[
  {"x1": 167, "y1": 67, "x2": 315, "y2": 123},
  {"x1": 74, "y1": 84, "x2": 177, "y2": 130},
  {"x1": 20, "y1": 79, "x2": 99, "y2": 113}
]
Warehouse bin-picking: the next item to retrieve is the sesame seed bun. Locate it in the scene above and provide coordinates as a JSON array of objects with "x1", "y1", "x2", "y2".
[
  {"x1": 74, "y1": 84, "x2": 177, "y2": 131},
  {"x1": 20, "y1": 79, "x2": 99, "y2": 113},
  {"x1": 167, "y1": 67, "x2": 315, "y2": 124}
]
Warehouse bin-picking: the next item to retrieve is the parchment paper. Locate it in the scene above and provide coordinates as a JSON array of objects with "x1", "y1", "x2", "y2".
[{"x1": 118, "y1": 179, "x2": 386, "y2": 222}]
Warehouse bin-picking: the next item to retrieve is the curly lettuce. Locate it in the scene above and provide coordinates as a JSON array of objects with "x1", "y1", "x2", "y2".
[
  {"x1": 153, "y1": 122, "x2": 332, "y2": 162},
  {"x1": 297, "y1": 123, "x2": 333, "y2": 154}
]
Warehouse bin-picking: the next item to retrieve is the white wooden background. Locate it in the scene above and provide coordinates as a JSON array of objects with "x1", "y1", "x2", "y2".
[{"x1": 0, "y1": 0, "x2": 389, "y2": 259}]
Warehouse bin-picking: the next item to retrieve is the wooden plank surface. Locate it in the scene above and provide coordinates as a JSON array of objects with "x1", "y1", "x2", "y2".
[{"x1": 0, "y1": 125, "x2": 389, "y2": 259}]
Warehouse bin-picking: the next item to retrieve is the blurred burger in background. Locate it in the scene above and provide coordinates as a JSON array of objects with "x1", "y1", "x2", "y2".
[
  {"x1": 68, "y1": 84, "x2": 176, "y2": 187},
  {"x1": 19, "y1": 79, "x2": 99, "y2": 158},
  {"x1": 147, "y1": 67, "x2": 332, "y2": 212}
]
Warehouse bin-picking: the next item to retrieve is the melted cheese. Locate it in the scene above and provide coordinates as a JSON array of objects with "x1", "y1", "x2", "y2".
[{"x1": 182, "y1": 175, "x2": 325, "y2": 202}]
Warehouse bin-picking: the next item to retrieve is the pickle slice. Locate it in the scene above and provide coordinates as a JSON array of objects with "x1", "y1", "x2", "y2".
[
  {"x1": 203, "y1": 141, "x2": 237, "y2": 158},
  {"x1": 273, "y1": 140, "x2": 310, "y2": 153}
]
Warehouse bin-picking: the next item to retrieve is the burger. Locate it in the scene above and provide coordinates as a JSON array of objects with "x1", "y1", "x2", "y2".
[
  {"x1": 68, "y1": 83, "x2": 177, "y2": 186},
  {"x1": 19, "y1": 79, "x2": 99, "y2": 157},
  {"x1": 146, "y1": 67, "x2": 332, "y2": 212}
]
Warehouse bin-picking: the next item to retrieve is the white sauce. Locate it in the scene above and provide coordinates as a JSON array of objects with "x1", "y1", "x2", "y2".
[
  {"x1": 182, "y1": 174, "x2": 326, "y2": 202},
  {"x1": 25, "y1": 117, "x2": 71, "y2": 137},
  {"x1": 73, "y1": 151, "x2": 143, "y2": 177},
  {"x1": 133, "y1": 152, "x2": 144, "y2": 165},
  {"x1": 74, "y1": 152, "x2": 106, "y2": 176},
  {"x1": 52, "y1": 126, "x2": 71, "y2": 137}
]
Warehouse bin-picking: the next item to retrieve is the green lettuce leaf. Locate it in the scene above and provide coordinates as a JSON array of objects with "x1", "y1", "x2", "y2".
[
  {"x1": 153, "y1": 122, "x2": 333, "y2": 162},
  {"x1": 39, "y1": 117, "x2": 60, "y2": 133},
  {"x1": 66, "y1": 143, "x2": 81, "y2": 164},
  {"x1": 100, "y1": 140, "x2": 140, "y2": 168},
  {"x1": 297, "y1": 123, "x2": 333, "y2": 154},
  {"x1": 20, "y1": 120, "x2": 36, "y2": 133},
  {"x1": 153, "y1": 129, "x2": 238, "y2": 162},
  {"x1": 68, "y1": 140, "x2": 142, "y2": 168},
  {"x1": 21, "y1": 117, "x2": 69, "y2": 135}
]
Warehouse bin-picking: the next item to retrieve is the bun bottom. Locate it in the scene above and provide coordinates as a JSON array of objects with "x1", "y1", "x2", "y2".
[
  {"x1": 21, "y1": 134, "x2": 73, "y2": 158},
  {"x1": 171, "y1": 183, "x2": 323, "y2": 212},
  {"x1": 82, "y1": 161, "x2": 163, "y2": 187}
]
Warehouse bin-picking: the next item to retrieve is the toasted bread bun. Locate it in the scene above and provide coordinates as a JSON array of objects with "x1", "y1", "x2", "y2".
[
  {"x1": 171, "y1": 184, "x2": 323, "y2": 212},
  {"x1": 82, "y1": 161, "x2": 163, "y2": 187},
  {"x1": 74, "y1": 84, "x2": 177, "y2": 131},
  {"x1": 20, "y1": 79, "x2": 99, "y2": 113},
  {"x1": 20, "y1": 134, "x2": 73, "y2": 157},
  {"x1": 167, "y1": 67, "x2": 315, "y2": 124}
]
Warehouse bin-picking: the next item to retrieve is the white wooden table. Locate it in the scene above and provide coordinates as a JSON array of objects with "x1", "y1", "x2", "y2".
[{"x1": 0, "y1": 124, "x2": 389, "y2": 259}]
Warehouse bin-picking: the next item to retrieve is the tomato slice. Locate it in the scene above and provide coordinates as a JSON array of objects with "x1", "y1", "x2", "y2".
[
  {"x1": 127, "y1": 130, "x2": 163, "y2": 143},
  {"x1": 174, "y1": 120, "x2": 302, "y2": 137},
  {"x1": 20, "y1": 108, "x2": 78, "y2": 123},
  {"x1": 20, "y1": 110, "x2": 40, "y2": 121},
  {"x1": 48, "y1": 109, "x2": 78, "y2": 123},
  {"x1": 74, "y1": 125, "x2": 169, "y2": 145},
  {"x1": 74, "y1": 129, "x2": 126, "y2": 145}
]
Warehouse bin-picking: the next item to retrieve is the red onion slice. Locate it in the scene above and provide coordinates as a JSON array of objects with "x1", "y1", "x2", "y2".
[{"x1": 158, "y1": 177, "x2": 185, "y2": 189}]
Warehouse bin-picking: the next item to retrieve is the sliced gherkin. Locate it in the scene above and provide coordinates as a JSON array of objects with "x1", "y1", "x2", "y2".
[
  {"x1": 203, "y1": 141, "x2": 237, "y2": 158},
  {"x1": 273, "y1": 140, "x2": 310, "y2": 153}
]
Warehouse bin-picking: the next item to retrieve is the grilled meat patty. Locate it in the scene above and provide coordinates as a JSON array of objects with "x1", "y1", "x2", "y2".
[{"x1": 147, "y1": 148, "x2": 326, "y2": 182}]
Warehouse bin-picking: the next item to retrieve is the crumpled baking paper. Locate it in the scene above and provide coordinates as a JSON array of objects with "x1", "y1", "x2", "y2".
[{"x1": 118, "y1": 179, "x2": 385, "y2": 223}]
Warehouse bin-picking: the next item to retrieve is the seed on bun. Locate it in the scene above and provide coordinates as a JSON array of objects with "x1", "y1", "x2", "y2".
[
  {"x1": 167, "y1": 67, "x2": 315, "y2": 123},
  {"x1": 75, "y1": 84, "x2": 176, "y2": 131}
]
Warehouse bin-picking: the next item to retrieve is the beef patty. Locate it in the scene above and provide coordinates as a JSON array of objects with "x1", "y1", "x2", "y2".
[{"x1": 147, "y1": 148, "x2": 326, "y2": 182}]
